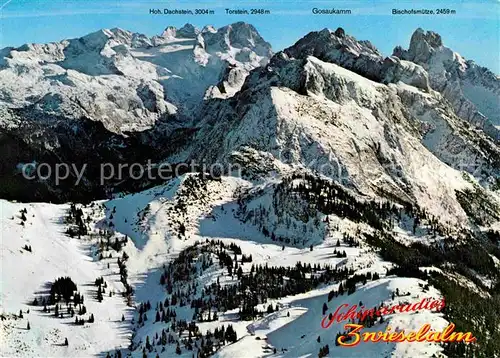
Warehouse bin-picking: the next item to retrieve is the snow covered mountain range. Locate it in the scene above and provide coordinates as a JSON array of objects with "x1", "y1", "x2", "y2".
[
  {"x1": 1, "y1": 23, "x2": 499, "y2": 358},
  {"x1": 0, "y1": 22, "x2": 271, "y2": 201},
  {"x1": 0, "y1": 22, "x2": 270, "y2": 131}
]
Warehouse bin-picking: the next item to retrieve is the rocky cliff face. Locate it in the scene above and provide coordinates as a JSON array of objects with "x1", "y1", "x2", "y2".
[
  {"x1": 0, "y1": 22, "x2": 271, "y2": 134},
  {"x1": 393, "y1": 28, "x2": 500, "y2": 140},
  {"x1": 175, "y1": 52, "x2": 498, "y2": 225},
  {"x1": 0, "y1": 22, "x2": 272, "y2": 201},
  {"x1": 281, "y1": 27, "x2": 499, "y2": 142},
  {"x1": 176, "y1": 28, "x2": 498, "y2": 190},
  {"x1": 2, "y1": 23, "x2": 499, "y2": 358},
  {"x1": 0, "y1": 24, "x2": 498, "y2": 212},
  {"x1": 283, "y1": 28, "x2": 431, "y2": 91}
]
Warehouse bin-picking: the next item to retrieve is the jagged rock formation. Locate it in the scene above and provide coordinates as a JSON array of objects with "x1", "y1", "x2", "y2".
[
  {"x1": 1, "y1": 23, "x2": 500, "y2": 358},
  {"x1": 176, "y1": 54, "x2": 498, "y2": 225},
  {"x1": 0, "y1": 22, "x2": 271, "y2": 134},
  {"x1": 0, "y1": 23, "x2": 498, "y2": 210},
  {"x1": 393, "y1": 28, "x2": 500, "y2": 140},
  {"x1": 281, "y1": 27, "x2": 499, "y2": 142},
  {"x1": 282, "y1": 27, "x2": 430, "y2": 91},
  {"x1": 0, "y1": 22, "x2": 272, "y2": 201}
]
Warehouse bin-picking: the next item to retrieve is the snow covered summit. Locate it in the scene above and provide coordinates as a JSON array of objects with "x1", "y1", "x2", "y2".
[
  {"x1": 394, "y1": 28, "x2": 500, "y2": 140},
  {"x1": 1, "y1": 24, "x2": 500, "y2": 358},
  {"x1": 0, "y1": 22, "x2": 272, "y2": 134}
]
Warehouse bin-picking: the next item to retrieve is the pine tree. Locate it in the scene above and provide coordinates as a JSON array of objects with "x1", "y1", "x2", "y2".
[
  {"x1": 121, "y1": 314, "x2": 125, "y2": 321},
  {"x1": 64, "y1": 337, "x2": 68, "y2": 346},
  {"x1": 225, "y1": 324, "x2": 237, "y2": 343},
  {"x1": 97, "y1": 285, "x2": 103, "y2": 302},
  {"x1": 27, "y1": 321, "x2": 30, "y2": 330}
]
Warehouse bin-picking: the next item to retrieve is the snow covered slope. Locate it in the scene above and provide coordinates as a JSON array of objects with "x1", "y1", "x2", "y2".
[
  {"x1": 394, "y1": 28, "x2": 500, "y2": 141},
  {"x1": 175, "y1": 53, "x2": 498, "y2": 224},
  {"x1": 1, "y1": 24, "x2": 500, "y2": 358},
  {"x1": 0, "y1": 201, "x2": 131, "y2": 357},
  {"x1": 1, "y1": 170, "x2": 498, "y2": 357},
  {"x1": 0, "y1": 22, "x2": 271, "y2": 133}
]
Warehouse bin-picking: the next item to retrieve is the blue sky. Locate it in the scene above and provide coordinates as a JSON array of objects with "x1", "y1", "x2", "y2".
[{"x1": 1, "y1": 0, "x2": 498, "y2": 72}]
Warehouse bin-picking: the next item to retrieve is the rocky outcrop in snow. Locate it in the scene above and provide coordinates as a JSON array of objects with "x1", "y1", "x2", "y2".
[
  {"x1": 283, "y1": 27, "x2": 431, "y2": 92},
  {"x1": 393, "y1": 28, "x2": 500, "y2": 140},
  {"x1": 0, "y1": 22, "x2": 272, "y2": 134},
  {"x1": 175, "y1": 40, "x2": 499, "y2": 225}
]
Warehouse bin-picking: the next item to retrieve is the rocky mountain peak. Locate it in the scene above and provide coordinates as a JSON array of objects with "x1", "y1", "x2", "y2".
[
  {"x1": 225, "y1": 22, "x2": 271, "y2": 53},
  {"x1": 392, "y1": 28, "x2": 451, "y2": 65},
  {"x1": 201, "y1": 25, "x2": 217, "y2": 34},
  {"x1": 397, "y1": 28, "x2": 444, "y2": 64},
  {"x1": 77, "y1": 29, "x2": 114, "y2": 49},
  {"x1": 202, "y1": 22, "x2": 272, "y2": 58},
  {"x1": 285, "y1": 27, "x2": 382, "y2": 59},
  {"x1": 2, "y1": 21, "x2": 500, "y2": 358},
  {"x1": 333, "y1": 27, "x2": 346, "y2": 38},
  {"x1": 108, "y1": 27, "x2": 133, "y2": 42},
  {"x1": 411, "y1": 28, "x2": 443, "y2": 49},
  {"x1": 161, "y1": 26, "x2": 177, "y2": 38},
  {"x1": 283, "y1": 27, "x2": 384, "y2": 82},
  {"x1": 177, "y1": 23, "x2": 200, "y2": 38},
  {"x1": 0, "y1": 21, "x2": 274, "y2": 139},
  {"x1": 393, "y1": 28, "x2": 500, "y2": 136}
]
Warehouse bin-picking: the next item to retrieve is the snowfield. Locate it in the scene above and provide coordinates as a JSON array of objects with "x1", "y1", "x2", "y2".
[
  {"x1": 1, "y1": 175, "x2": 454, "y2": 357},
  {"x1": 1, "y1": 22, "x2": 499, "y2": 358},
  {"x1": 0, "y1": 201, "x2": 131, "y2": 357}
]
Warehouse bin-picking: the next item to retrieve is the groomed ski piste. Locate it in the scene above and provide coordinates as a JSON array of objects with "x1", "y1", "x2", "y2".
[{"x1": 1, "y1": 174, "x2": 449, "y2": 358}]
